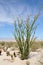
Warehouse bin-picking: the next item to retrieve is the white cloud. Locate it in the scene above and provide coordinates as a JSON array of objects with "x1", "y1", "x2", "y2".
[
  {"x1": 0, "y1": 0, "x2": 40, "y2": 24},
  {"x1": 0, "y1": 2, "x2": 27, "y2": 23}
]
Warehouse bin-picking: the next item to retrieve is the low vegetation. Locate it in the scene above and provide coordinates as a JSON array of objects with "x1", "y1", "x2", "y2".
[{"x1": 0, "y1": 41, "x2": 43, "y2": 51}]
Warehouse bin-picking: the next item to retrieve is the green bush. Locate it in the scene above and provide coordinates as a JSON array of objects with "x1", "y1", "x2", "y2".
[{"x1": 14, "y1": 14, "x2": 39, "y2": 60}]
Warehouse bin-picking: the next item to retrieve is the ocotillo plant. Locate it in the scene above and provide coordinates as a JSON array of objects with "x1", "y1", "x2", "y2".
[{"x1": 14, "y1": 14, "x2": 39, "y2": 60}]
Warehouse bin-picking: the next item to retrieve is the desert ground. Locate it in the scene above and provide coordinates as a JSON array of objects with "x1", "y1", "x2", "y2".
[
  {"x1": 0, "y1": 41, "x2": 43, "y2": 65},
  {"x1": 0, "y1": 48, "x2": 43, "y2": 65}
]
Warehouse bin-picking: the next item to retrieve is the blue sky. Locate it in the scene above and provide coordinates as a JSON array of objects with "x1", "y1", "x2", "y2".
[{"x1": 0, "y1": 0, "x2": 43, "y2": 40}]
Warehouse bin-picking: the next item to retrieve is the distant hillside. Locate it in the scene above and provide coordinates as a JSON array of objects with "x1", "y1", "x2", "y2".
[{"x1": 0, "y1": 39, "x2": 16, "y2": 42}]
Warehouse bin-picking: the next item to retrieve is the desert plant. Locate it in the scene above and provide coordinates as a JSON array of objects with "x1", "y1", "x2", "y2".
[
  {"x1": 38, "y1": 53, "x2": 43, "y2": 65},
  {"x1": 6, "y1": 51, "x2": 10, "y2": 56},
  {"x1": 13, "y1": 52, "x2": 16, "y2": 57},
  {"x1": 1, "y1": 41, "x2": 5, "y2": 46},
  {"x1": 13, "y1": 14, "x2": 39, "y2": 60},
  {"x1": 0, "y1": 44, "x2": 2, "y2": 49},
  {"x1": 39, "y1": 61, "x2": 43, "y2": 65},
  {"x1": 0, "y1": 49, "x2": 2, "y2": 55},
  {"x1": 10, "y1": 54, "x2": 14, "y2": 60},
  {"x1": 26, "y1": 61, "x2": 30, "y2": 65}
]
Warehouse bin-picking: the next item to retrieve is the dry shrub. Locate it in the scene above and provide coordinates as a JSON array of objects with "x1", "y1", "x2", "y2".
[{"x1": 26, "y1": 61, "x2": 30, "y2": 65}]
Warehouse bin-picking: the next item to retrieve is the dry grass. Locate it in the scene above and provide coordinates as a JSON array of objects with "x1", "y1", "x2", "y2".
[
  {"x1": 0, "y1": 41, "x2": 18, "y2": 50},
  {"x1": 30, "y1": 41, "x2": 41, "y2": 51},
  {"x1": 0, "y1": 41, "x2": 43, "y2": 52}
]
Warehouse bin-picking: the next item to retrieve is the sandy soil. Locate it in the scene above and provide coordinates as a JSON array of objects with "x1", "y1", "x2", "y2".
[{"x1": 0, "y1": 48, "x2": 43, "y2": 65}]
